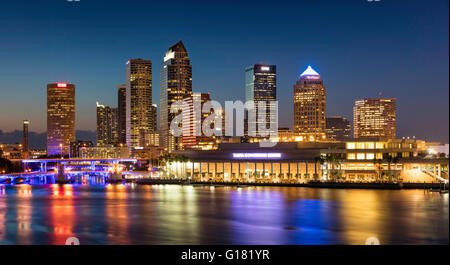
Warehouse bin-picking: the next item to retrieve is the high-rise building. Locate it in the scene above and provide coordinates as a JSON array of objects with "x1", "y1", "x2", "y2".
[
  {"x1": 182, "y1": 93, "x2": 216, "y2": 150},
  {"x1": 96, "y1": 102, "x2": 119, "y2": 146},
  {"x1": 151, "y1": 104, "x2": 157, "y2": 132},
  {"x1": 353, "y1": 97, "x2": 396, "y2": 139},
  {"x1": 117, "y1": 84, "x2": 127, "y2": 145},
  {"x1": 293, "y1": 66, "x2": 326, "y2": 141},
  {"x1": 22, "y1": 120, "x2": 29, "y2": 154},
  {"x1": 326, "y1": 116, "x2": 351, "y2": 141},
  {"x1": 245, "y1": 64, "x2": 277, "y2": 138},
  {"x1": 160, "y1": 41, "x2": 192, "y2": 152},
  {"x1": 47, "y1": 82, "x2": 75, "y2": 156},
  {"x1": 126, "y1": 59, "x2": 153, "y2": 149}
]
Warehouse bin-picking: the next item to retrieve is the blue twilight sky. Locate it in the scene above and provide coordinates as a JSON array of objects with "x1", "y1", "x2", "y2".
[{"x1": 0, "y1": 0, "x2": 448, "y2": 143}]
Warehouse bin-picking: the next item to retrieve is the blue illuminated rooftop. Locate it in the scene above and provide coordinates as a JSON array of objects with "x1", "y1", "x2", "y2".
[{"x1": 300, "y1": 65, "x2": 320, "y2": 76}]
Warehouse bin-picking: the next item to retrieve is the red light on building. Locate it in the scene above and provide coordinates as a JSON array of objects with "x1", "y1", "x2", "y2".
[{"x1": 57, "y1": 83, "x2": 67, "y2": 88}]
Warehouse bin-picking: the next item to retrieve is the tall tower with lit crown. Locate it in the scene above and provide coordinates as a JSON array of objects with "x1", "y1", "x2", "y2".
[
  {"x1": 293, "y1": 66, "x2": 326, "y2": 141},
  {"x1": 47, "y1": 82, "x2": 76, "y2": 156},
  {"x1": 160, "y1": 41, "x2": 192, "y2": 152}
]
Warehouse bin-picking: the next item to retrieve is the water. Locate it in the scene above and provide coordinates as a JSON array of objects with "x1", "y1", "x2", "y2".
[{"x1": 0, "y1": 184, "x2": 448, "y2": 245}]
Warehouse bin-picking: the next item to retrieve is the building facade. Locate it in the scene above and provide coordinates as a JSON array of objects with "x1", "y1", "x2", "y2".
[
  {"x1": 326, "y1": 116, "x2": 351, "y2": 141},
  {"x1": 96, "y1": 102, "x2": 119, "y2": 146},
  {"x1": 160, "y1": 41, "x2": 192, "y2": 152},
  {"x1": 126, "y1": 59, "x2": 154, "y2": 149},
  {"x1": 353, "y1": 97, "x2": 396, "y2": 139},
  {"x1": 47, "y1": 83, "x2": 75, "y2": 156},
  {"x1": 293, "y1": 66, "x2": 326, "y2": 141},
  {"x1": 69, "y1": 140, "x2": 94, "y2": 158},
  {"x1": 182, "y1": 92, "x2": 216, "y2": 150},
  {"x1": 117, "y1": 84, "x2": 127, "y2": 145},
  {"x1": 245, "y1": 64, "x2": 277, "y2": 138},
  {"x1": 167, "y1": 140, "x2": 448, "y2": 184}
]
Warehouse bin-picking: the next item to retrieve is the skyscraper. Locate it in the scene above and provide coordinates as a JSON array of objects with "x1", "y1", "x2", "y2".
[
  {"x1": 182, "y1": 92, "x2": 216, "y2": 150},
  {"x1": 326, "y1": 116, "x2": 351, "y2": 141},
  {"x1": 96, "y1": 102, "x2": 119, "y2": 146},
  {"x1": 160, "y1": 41, "x2": 192, "y2": 152},
  {"x1": 245, "y1": 64, "x2": 277, "y2": 138},
  {"x1": 117, "y1": 84, "x2": 126, "y2": 145},
  {"x1": 126, "y1": 59, "x2": 153, "y2": 149},
  {"x1": 293, "y1": 66, "x2": 326, "y2": 141},
  {"x1": 47, "y1": 82, "x2": 75, "y2": 156},
  {"x1": 22, "y1": 120, "x2": 29, "y2": 153},
  {"x1": 353, "y1": 97, "x2": 396, "y2": 139}
]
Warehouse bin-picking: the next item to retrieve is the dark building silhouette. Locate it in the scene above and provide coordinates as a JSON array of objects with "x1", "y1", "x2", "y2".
[
  {"x1": 245, "y1": 64, "x2": 277, "y2": 138},
  {"x1": 117, "y1": 84, "x2": 126, "y2": 144},
  {"x1": 326, "y1": 116, "x2": 351, "y2": 141}
]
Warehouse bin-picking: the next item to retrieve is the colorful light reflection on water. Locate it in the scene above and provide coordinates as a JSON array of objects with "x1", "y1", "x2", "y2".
[{"x1": 0, "y1": 184, "x2": 448, "y2": 245}]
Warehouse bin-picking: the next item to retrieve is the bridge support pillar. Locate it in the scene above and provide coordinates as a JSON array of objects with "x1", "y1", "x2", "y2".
[{"x1": 57, "y1": 163, "x2": 67, "y2": 184}]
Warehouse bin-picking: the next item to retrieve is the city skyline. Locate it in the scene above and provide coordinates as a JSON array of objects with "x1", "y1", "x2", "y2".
[
  {"x1": 0, "y1": 0, "x2": 448, "y2": 144},
  {"x1": 0, "y1": 0, "x2": 448, "y2": 249}
]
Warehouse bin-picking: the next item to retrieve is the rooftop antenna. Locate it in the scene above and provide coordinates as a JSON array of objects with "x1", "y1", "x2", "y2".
[{"x1": 379, "y1": 92, "x2": 382, "y2": 98}]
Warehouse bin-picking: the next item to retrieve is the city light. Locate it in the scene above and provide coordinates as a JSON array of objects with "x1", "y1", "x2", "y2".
[{"x1": 232, "y1": 153, "x2": 282, "y2": 159}]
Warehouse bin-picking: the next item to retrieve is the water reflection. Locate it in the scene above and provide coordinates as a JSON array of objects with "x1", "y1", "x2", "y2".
[
  {"x1": 49, "y1": 185, "x2": 75, "y2": 244},
  {"x1": 0, "y1": 184, "x2": 447, "y2": 245}
]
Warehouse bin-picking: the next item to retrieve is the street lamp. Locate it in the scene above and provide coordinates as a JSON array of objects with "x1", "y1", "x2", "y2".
[{"x1": 59, "y1": 143, "x2": 63, "y2": 159}]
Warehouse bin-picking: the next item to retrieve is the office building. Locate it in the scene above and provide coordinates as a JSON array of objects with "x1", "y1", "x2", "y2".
[
  {"x1": 326, "y1": 116, "x2": 351, "y2": 141},
  {"x1": 160, "y1": 41, "x2": 192, "y2": 152},
  {"x1": 126, "y1": 59, "x2": 153, "y2": 149},
  {"x1": 293, "y1": 66, "x2": 326, "y2": 141},
  {"x1": 96, "y1": 102, "x2": 119, "y2": 146},
  {"x1": 47, "y1": 82, "x2": 75, "y2": 156},
  {"x1": 353, "y1": 97, "x2": 396, "y2": 139},
  {"x1": 69, "y1": 140, "x2": 94, "y2": 158},
  {"x1": 117, "y1": 84, "x2": 127, "y2": 144},
  {"x1": 182, "y1": 92, "x2": 216, "y2": 150},
  {"x1": 245, "y1": 64, "x2": 277, "y2": 138}
]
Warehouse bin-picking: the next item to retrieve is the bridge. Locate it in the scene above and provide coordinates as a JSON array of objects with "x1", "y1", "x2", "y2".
[
  {"x1": 0, "y1": 158, "x2": 140, "y2": 184},
  {"x1": 19, "y1": 158, "x2": 138, "y2": 172}
]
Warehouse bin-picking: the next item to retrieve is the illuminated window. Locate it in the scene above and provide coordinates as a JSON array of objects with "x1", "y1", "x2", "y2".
[
  {"x1": 357, "y1": 153, "x2": 365, "y2": 160},
  {"x1": 348, "y1": 153, "x2": 356, "y2": 160},
  {"x1": 366, "y1": 142, "x2": 375, "y2": 149},
  {"x1": 376, "y1": 143, "x2": 384, "y2": 149},
  {"x1": 356, "y1": 143, "x2": 365, "y2": 149},
  {"x1": 366, "y1": 153, "x2": 375, "y2": 160},
  {"x1": 347, "y1": 143, "x2": 356, "y2": 149},
  {"x1": 376, "y1": 153, "x2": 383, "y2": 159}
]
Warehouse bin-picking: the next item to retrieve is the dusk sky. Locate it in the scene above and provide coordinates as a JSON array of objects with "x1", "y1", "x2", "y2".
[{"x1": 0, "y1": 0, "x2": 448, "y2": 143}]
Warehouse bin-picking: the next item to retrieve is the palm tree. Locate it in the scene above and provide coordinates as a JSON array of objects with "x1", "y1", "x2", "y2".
[
  {"x1": 314, "y1": 156, "x2": 325, "y2": 181},
  {"x1": 373, "y1": 158, "x2": 383, "y2": 182},
  {"x1": 328, "y1": 154, "x2": 342, "y2": 181},
  {"x1": 386, "y1": 155, "x2": 393, "y2": 182}
]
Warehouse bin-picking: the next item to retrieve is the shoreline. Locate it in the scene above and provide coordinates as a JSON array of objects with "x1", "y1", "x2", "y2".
[{"x1": 135, "y1": 179, "x2": 448, "y2": 190}]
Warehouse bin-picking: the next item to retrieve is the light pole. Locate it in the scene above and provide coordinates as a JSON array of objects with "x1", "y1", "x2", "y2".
[{"x1": 59, "y1": 143, "x2": 63, "y2": 159}]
